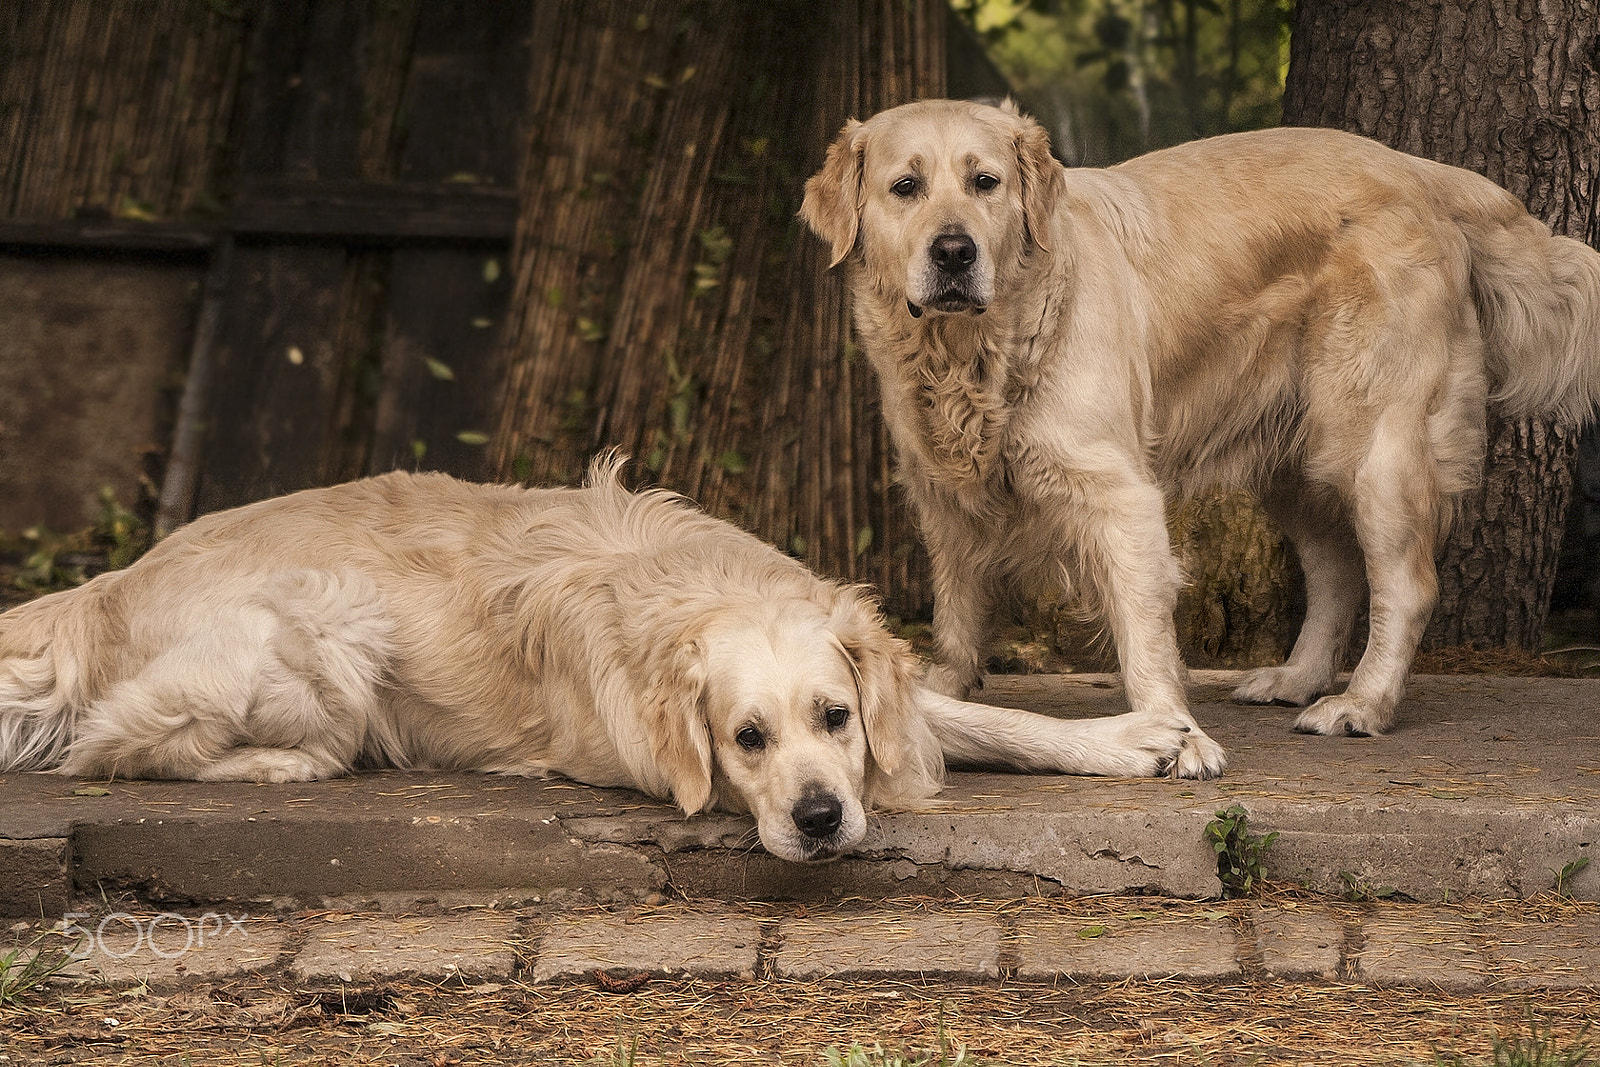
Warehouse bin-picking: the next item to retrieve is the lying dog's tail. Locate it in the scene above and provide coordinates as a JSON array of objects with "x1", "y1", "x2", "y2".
[
  {"x1": 1468, "y1": 199, "x2": 1600, "y2": 426},
  {"x1": 0, "y1": 582, "x2": 110, "y2": 771}
]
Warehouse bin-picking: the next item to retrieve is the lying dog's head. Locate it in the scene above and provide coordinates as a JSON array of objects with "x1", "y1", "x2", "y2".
[
  {"x1": 801, "y1": 98, "x2": 1063, "y2": 317},
  {"x1": 644, "y1": 588, "x2": 940, "y2": 862}
]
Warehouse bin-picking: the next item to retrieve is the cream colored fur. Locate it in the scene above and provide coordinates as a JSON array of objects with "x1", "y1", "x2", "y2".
[
  {"x1": 0, "y1": 455, "x2": 1216, "y2": 863},
  {"x1": 802, "y1": 99, "x2": 1600, "y2": 741}
]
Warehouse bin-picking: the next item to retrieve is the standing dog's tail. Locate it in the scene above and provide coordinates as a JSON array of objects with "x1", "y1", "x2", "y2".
[
  {"x1": 1467, "y1": 196, "x2": 1600, "y2": 426},
  {"x1": 0, "y1": 583, "x2": 109, "y2": 771}
]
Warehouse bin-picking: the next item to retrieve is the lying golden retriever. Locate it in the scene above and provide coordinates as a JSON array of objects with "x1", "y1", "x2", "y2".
[
  {"x1": 0, "y1": 455, "x2": 1217, "y2": 863},
  {"x1": 802, "y1": 99, "x2": 1600, "y2": 740}
]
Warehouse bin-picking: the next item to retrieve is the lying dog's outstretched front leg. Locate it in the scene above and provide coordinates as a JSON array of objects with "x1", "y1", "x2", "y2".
[{"x1": 916, "y1": 688, "x2": 1225, "y2": 780}]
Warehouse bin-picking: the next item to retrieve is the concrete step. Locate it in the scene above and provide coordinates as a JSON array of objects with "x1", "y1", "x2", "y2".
[{"x1": 3, "y1": 673, "x2": 1597, "y2": 918}]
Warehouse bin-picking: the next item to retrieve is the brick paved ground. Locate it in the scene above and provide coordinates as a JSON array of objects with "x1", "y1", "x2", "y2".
[{"x1": 10, "y1": 897, "x2": 1597, "y2": 993}]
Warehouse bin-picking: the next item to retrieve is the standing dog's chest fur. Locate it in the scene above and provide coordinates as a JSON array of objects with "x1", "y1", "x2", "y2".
[{"x1": 855, "y1": 288, "x2": 1054, "y2": 505}]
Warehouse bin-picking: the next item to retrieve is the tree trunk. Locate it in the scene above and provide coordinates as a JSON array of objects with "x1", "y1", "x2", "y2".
[
  {"x1": 489, "y1": 0, "x2": 955, "y2": 613},
  {"x1": 1282, "y1": 0, "x2": 1600, "y2": 650}
]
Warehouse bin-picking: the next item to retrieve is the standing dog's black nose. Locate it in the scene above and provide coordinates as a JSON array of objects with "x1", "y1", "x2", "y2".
[
  {"x1": 930, "y1": 233, "x2": 977, "y2": 275},
  {"x1": 791, "y1": 793, "x2": 843, "y2": 839}
]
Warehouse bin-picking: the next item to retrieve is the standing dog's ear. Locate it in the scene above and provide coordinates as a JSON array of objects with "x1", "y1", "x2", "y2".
[
  {"x1": 1012, "y1": 111, "x2": 1064, "y2": 254},
  {"x1": 801, "y1": 118, "x2": 866, "y2": 269},
  {"x1": 645, "y1": 637, "x2": 714, "y2": 815}
]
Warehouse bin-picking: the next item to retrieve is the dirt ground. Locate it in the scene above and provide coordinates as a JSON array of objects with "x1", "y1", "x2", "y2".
[{"x1": 3, "y1": 964, "x2": 1597, "y2": 1066}]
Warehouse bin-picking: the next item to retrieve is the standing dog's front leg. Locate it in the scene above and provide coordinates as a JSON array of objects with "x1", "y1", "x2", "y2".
[
  {"x1": 921, "y1": 496, "x2": 999, "y2": 698},
  {"x1": 1021, "y1": 458, "x2": 1224, "y2": 778}
]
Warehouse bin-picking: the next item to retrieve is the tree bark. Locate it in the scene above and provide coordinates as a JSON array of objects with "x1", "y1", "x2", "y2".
[
  {"x1": 1283, "y1": 0, "x2": 1600, "y2": 650},
  {"x1": 489, "y1": 0, "x2": 953, "y2": 612}
]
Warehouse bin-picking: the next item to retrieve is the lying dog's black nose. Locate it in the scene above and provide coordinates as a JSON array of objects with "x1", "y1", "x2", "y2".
[
  {"x1": 792, "y1": 793, "x2": 843, "y2": 839},
  {"x1": 930, "y1": 233, "x2": 977, "y2": 275}
]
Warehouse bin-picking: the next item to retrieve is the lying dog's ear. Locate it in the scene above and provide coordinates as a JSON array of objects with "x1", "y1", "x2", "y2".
[
  {"x1": 831, "y1": 595, "x2": 944, "y2": 808},
  {"x1": 1012, "y1": 111, "x2": 1063, "y2": 254},
  {"x1": 801, "y1": 119, "x2": 865, "y2": 269},
  {"x1": 645, "y1": 637, "x2": 715, "y2": 816},
  {"x1": 828, "y1": 592, "x2": 920, "y2": 777}
]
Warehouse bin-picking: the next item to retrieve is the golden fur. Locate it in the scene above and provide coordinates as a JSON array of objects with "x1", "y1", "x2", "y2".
[
  {"x1": 802, "y1": 99, "x2": 1600, "y2": 741},
  {"x1": 0, "y1": 455, "x2": 1219, "y2": 863}
]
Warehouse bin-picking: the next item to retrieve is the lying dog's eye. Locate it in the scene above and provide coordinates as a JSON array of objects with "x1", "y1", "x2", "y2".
[
  {"x1": 736, "y1": 726, "x2": 766, "y2": 751},
  {"x1": 974, "y1": 173, "x2": 1000, "y2": 192},
  {"x1": 824, "y1": 704, "x2": 850, "y2": 731},
  {"x1": 891, "y1": 176, "x2": 919, "y2": 198}
]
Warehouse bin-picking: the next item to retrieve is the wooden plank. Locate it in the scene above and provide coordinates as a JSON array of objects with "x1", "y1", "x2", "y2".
[
  {"x1": 189, "y1": 0, "x2": 423, "y2": 515},
  {"x1": 192, "y1": 243, "x2": 352, "y2": 514},
  {"x1": 367, "y1": 0, "x2": 527, "y2": 482},
  {"x1": 0, "y1": 182, "x2": 515, "y2": 249},
  {"x1": 369, "y1": 249, "x2": 508, "y2": 481},
  {"x1": 0, "y1": 253, "x2": 197, "y2": 531},
  {"x1": 0, "y1": 218, "x2": 215, "y2": 254},
  {"x1": 230, "y1": 179, "x2": 515, "y2": 243}
]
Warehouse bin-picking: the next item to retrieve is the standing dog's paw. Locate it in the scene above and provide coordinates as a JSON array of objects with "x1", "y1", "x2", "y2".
[
  {"x1": 1231, "y1": 665, "x2": 1331, "y2": 708},
  {"x1": 1293, "y1": 693, "x2": 1392, "y2": 737},
  {"x1": 923, "y1": 663, "x2": 976, "y2": 700}
]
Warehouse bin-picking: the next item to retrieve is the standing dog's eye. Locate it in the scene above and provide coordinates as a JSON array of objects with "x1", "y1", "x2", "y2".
[
  {"x1": 736, "y1": 726, "x2": 766, "y2": 751},
  {"x1": 891, "y1": 176, "x2": 919, "y2": 198},
  {"x1": 974, "y1": 173, "x2": 1000, "y2": 192},
  {"x1": 824, "y1": 705, "x2": 850, "y2": 732}
]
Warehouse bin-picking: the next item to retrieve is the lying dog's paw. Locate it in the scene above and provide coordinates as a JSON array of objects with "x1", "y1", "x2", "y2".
[
  {"x1": 1293, "y1": 693, "x2": 1392, "y2": 737},
  {"x1": 1165, "y1": 726, "x2": 1226, "y2": 780},
  {"x1": 1091, "y1": 713, "x2": 1226, "y2": 780},
  {"x1": 191, "y1": 746, "x2": 331, "y2": 783},
  {"x1": 1231, "y1": 665, "x2": 1330, "y2": 708}
]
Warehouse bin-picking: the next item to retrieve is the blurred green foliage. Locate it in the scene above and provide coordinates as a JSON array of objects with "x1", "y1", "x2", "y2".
[{"x1": 951, "y1": 0, "x2": 1292, "y2": 164}]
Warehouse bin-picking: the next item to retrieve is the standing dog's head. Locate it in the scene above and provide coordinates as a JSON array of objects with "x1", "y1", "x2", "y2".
[
  {"x1": 800, "y1": 98, "x2": 1064, "y2": 317},
  {"x1": 644, "y1": 588, "x2": 941, "y2": 863}
]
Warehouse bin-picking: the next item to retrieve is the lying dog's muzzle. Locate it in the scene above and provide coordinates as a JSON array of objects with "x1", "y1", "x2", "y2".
[{"x1": 791, "y1": 791, "x2": 844, "y2": 840}]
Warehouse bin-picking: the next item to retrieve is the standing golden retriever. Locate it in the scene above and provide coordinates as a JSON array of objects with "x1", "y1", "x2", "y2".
[
  {"x1": 0, "y1": 455, "x2": 1217, "y2": 864},
  {"x1": 802, "y1": 99, "x2": 1600, "y2": 742}
]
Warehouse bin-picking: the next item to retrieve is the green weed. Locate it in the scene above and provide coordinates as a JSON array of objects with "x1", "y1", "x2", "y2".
[
  {"x1": 1552, "y1": 856, "x2": 1590, "y2": 898},
  {"x1": 0, "y1": 935, "x2": 81, "y2": 1009},
  {"x1": 1204, "y1": 803, "x2": 1278, "y2": 898},
  {"x1": 1435, "y1": 1012, "x2": 1593, "y2": 1066}
]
